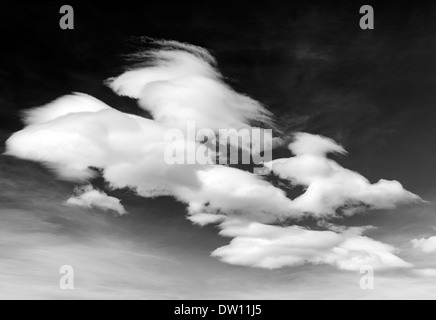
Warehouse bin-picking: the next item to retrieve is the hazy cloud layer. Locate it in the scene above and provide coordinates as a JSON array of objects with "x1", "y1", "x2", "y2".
[
  {"x1": 211, "y1": 219, "x2": 412, "y2": 271},
  {"x1": 412, "y1": 268, "x2": 436, "y2": 277}
]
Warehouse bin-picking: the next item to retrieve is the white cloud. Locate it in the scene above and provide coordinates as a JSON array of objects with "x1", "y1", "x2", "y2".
[
  {"x1": 5, "y1": 93, "x2": 168, "y2": 181},
  {"x1": 21, "y1": 93, "x2": 110, "y2": 126},
  {"x1": 411, "y1": 236, "x2": 436, "y2": 253},
  {"x1": 266, "y1": 133, "x2": 421, "y2": 217},
  {"x1": 5, "y1": 93, "x2": 291, "y2": 223},
  {"x1": 412, "y1": 268, "x2": 436, "y2": 277},
  {"x1": 211, "y1": 219, "x2": 412, "y2": 271},
  {"x1": 107, "y1": 40, "x2": 273, "y2": 132},
  {"x1": 187, "y1": 213, "x2": 227, "y2": 226},
  {"x1": 3, "y1": 40, "x2": 422, "y2": 272},
  {"x1": 288, "y1": 132, "x2": 347, "y2": 156},
  {"x1": 176, "y1": 165, "x2": 295, "y2": 223},
  {"x1": 66, "y1": 185, "x2": 127, "y2": 215}
]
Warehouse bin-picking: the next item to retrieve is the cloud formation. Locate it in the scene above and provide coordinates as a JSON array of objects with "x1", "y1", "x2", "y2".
[
  {"x1": 211, "y1": 219, "x2": 412, "y2": 270},
  {"x1": 266, "y1": 133, "x2": 421, "y2": 217},
  {"x1": 66, "y1": 185, "x2": 127, "y2": 215},
  {"x1": 107, "y1": 40, "x2": 273, "y2": 132},
  {"x1": 412, "y1": 236, "x2": 436, "y2": 253},
  {"x1": 5, "y1": 93, "x2": 169, "y2": 182},
  {"x1": 4, "y1": 40, "x2": 422, "y2": 271},
  {"x1": 22, "y1": 93, "x2": 110, "y2": 126},
  {"x1": 412, "y1": 268, "x2": 436, "y2": 277}
]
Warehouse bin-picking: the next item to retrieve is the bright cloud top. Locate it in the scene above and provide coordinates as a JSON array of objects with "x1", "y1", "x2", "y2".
[
  {"x1": 66, "y1": 185, "x2": 127, "y2": 216},
  {"x1": 5, "y1": 93, "x2": 168, "y2": 181},
  {"x1": 107, "y1": 40, "x2": 273, "y2": 132},
  {"x1": 412, "y1": 236, "x2": 436, "y2": 253},
  {"x1": 22, "y1": 93, "x2": 110, "y2": 126},
  {"x1": 265, "y1": 133, "x2": 420, "y2": 217},
  {"x1": 3, "y1": 40, "x2": 422, "y2": 272},
  {"x1": 4, "y1": 93, "x2": 292, "y2": 222},
  {"x1": 211, "y1": 219, "x2": 412, "y2": 271}
]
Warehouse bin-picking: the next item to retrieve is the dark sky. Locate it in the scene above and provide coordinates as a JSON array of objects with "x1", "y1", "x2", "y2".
[
  {"x1": 1, "y1": 0, "x2": 436, "y2": 299},
  {"x1": 2, "y1": 0, "x2": 436, "y2": 194}
]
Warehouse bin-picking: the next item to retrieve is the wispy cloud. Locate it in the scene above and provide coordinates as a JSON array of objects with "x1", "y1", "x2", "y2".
[{"x1": 107, "y1": 39, "x2": 273, "y2": 131}]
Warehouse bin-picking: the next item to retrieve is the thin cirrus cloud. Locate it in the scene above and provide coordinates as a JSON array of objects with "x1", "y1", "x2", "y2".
[{"x1": 3, "y1": 40, "x2": 423, "y2": 271}]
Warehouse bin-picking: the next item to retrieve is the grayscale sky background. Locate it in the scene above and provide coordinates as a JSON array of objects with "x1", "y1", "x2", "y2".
[{"x1": 0, "y1": 0, "x2": 435, "y2": 299}]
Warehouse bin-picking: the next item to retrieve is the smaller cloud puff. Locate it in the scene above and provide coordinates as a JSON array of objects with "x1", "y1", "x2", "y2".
[
  {"x1": 187, "y1": 213, "x2": 227, "y2": 226},
  {"x1": 66, "y1": 185, "x2": 127, "y2": 216},
  {"x1": 411, "y1": 236, "x2": 436, "y2": 253},
  {"x1": 288, "y1": 132, "x2": 347, "y2": 156}
]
